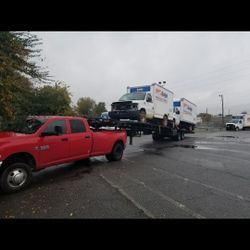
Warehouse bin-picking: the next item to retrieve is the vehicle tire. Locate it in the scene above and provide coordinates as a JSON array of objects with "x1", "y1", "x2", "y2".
[
  {"x1": 105, "y1": 142, "x2": 124, "y2": 161},
  {"x1": 175, "y1": 131, "x2": 181, "y2": 141},
  {"x1": 162, "y1": 115, "x2": 168, "y2": 127},
  {"x1": 0, "y1": 163, "x2": 32, "y2": 193},
  {"x1": 180, "y1": 131, "x2": 185, "y2": 140},
  {"x1": 139, "y1": 109, "x2": 146, "y2": 123},
  {"x1": 152, "y1": 132, "x2": 161, "y2": 141},
  {"x1": 235, "y1": 127, "x2": 239, "y2": 131}
]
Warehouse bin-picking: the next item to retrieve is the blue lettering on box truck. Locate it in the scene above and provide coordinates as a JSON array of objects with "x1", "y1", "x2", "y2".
[{"x1": 130, "y1": 86, "x2": 151, "y2": 93}]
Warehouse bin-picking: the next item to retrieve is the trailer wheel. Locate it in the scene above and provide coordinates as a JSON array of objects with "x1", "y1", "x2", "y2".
[
  {"x1": 152, "y1": 132, "x2": 161, "y2": 141},
  {"x1": 106, "y1": 142, "x2": 124, "y2": 161},
  {"x1": 180, "y1": 131, "x2": 185, "y2": 140},
  {"x1": 0, "y1": 163, "x2": 32, "y2": 193},
  {"x1": 175, "y1": 131, "x2": 181, "y2": 141}
]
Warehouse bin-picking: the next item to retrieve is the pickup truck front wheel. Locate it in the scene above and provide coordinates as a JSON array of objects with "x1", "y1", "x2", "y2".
[
  {"x1": 106, "y1": 142, "x2": 124, "y2": 161},
  {"x1": 0, "y1": 163, "x2": 32, "y2": 193}
]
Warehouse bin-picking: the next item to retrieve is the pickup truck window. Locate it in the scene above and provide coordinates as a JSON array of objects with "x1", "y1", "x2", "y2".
[
  {"x1": 69, "y1": 119, "x2": 86, "y2": 133},
  {"x1": 43, "y1": 120, "x2": 66, "y2": 135}
]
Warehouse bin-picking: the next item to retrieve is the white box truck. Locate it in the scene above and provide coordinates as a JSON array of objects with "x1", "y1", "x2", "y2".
[
  {"x1": 173, "y1": 98, "x2": 197, "y2": 132},
  {"x1": 109, "y1": 83, "x2": 174, "y2": 124},
  {"x1": 226, "y1": 114, "x2": 250, "y2": 131}
]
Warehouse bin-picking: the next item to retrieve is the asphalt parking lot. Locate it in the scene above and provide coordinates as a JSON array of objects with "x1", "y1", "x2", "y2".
[{"x1": 1, "y1": 130, "x2": 250, "y2": 218}]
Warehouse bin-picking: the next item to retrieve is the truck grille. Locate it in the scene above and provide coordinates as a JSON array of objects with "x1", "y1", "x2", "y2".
[
  {"x1": 111, "y1": 101, "x2": 137, "y2": 111},
  {"x1": 226, "y1": 124, "x2": 235, "y2": 130}
]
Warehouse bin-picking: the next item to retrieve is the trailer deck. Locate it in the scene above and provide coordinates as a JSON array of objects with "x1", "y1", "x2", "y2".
[{"x1": 88, "y1": 118, "x2": 185, "y2": 144}]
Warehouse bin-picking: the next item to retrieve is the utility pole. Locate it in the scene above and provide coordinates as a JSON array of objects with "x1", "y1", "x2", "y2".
[{"x1": 219, "y1": 94, "x2": 224, "y2": 127}]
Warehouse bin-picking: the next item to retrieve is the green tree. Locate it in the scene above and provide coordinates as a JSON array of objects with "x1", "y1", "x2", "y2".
[
  {"x1": 197, "y1": 113, "x2": 212, "y2": 123},
  {"x1": 32, "y1": 82, "x2": 72, "y2": 115},
  {"x1": 94, "y1": 102, "x2": 107, "y2": 116},
  {"x1": 76, "y1": 97, "x2": 96, "y2": 117},
  {"x1": 0, "y1": 31, "x2": 50, "y2": 119}
]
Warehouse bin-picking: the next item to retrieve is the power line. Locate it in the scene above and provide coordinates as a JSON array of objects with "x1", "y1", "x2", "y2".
[{"x1": 171, "y1": 57, "x2": 250, "y2": 86}]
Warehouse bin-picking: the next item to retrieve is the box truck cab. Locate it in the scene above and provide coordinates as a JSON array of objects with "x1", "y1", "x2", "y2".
[
  {"x1": 109, "y1": 83, "x2": 174, "y2": 124},
  {"x1": 226, "y1": 114, "x2": 250, "y2": 131}
]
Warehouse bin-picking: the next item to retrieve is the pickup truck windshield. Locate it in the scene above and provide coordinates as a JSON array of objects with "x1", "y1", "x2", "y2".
[{"x1": 119, "y1": 92, "x2": 146, "y2": 101}]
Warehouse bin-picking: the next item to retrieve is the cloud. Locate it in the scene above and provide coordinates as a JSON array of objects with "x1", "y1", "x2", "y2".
[{"x1": 33, "y1": 32, "x2": 250, "y2": 115}]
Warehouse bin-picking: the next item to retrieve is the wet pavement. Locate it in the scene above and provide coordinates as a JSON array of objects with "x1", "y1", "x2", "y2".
[{"x1": 1, "y1": 130, "x2": 250, "y2": 218}]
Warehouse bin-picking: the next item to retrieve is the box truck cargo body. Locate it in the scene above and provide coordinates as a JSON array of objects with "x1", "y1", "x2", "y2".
[
  {"x1": 109, "y1": 83, "x2": 174, "y2": 122},
  {"x1": 173, "y1": 98, "x2": 197, "y2": 131}
]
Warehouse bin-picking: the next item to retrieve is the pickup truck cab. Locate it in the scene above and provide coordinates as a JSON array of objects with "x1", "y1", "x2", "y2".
[{"x1": 0, "y1": 116, "x2": 127, "y2": 193}]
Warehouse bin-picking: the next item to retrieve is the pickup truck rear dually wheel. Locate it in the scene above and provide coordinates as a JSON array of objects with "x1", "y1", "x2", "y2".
[
  {"x1": 106, "y1": 142, "x2": 124, "y2": 161},
  {"x1": 0, "y1": 163, "x2": 32, "y2": 193}
]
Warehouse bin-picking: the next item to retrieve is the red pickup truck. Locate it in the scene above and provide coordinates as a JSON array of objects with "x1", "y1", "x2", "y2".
[{"x1": 0, "y1": 116, "x2": 127, "y2": 193}]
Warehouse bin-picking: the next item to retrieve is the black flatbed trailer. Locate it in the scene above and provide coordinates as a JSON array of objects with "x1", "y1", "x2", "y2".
[{"x1": 88, "y1": 118, "x2": 186, "y2": 145}]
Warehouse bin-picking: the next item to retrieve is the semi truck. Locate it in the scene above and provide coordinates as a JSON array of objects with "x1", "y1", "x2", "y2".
[
  {"x1": 109, "y1": 83, "x2": 174, "y2": 127},
  {"x1": 226, "y1": 114, "x2": 250, "y2": 131},
  {"x1": 173, "y1": 98, "x2": 197, "y2": 132},
  {"x1": 0, "y1": 116, "x2": 127, "y2": 193}
]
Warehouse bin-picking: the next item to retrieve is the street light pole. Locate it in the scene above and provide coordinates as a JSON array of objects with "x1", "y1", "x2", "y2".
[{"x1": 219, "y1": 94, "x2": 224, "y2": 127}]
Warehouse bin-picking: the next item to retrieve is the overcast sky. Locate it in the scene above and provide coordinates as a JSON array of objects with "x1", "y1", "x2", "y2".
[{"x1": 32, "y1": 32, "x2": 250, "y2": 115}]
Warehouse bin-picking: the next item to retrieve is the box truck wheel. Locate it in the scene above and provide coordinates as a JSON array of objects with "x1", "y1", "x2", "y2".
[{"x1": 139, "y1": 109, "x2": 146, "y2": 123}]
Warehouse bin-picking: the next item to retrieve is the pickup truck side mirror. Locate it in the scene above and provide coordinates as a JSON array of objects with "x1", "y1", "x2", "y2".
[{"x1": 146, "y1": 96, "x2": 152, "y2": 102}]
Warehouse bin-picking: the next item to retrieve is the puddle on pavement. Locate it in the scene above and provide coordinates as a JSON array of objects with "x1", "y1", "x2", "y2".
[
  {"x1": 216, "y1": 135, "x2": 237, "y2": 138},
  {"x1": 142, "y1": 144, "x2": 199, "y2": 155},
  {"x1": 172, "y1": 144, "x2": 197, "y2": 149},
  {"x1": 141, "y1": 144, "x2": 218, "y2": 153}
]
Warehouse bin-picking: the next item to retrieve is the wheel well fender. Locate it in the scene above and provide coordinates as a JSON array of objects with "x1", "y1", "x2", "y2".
[
  {"x1": 113, "y1": 140, "x2": 125, "y2": 149},
  {"x1": 1, "y1": 152, "x2": 36, "y2": 172}
]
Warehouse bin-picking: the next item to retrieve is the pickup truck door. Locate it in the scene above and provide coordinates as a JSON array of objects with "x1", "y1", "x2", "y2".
[
  {"x1": 38, "y1": 119, "x2": 69, "y2": 166},
  {"x1": 68, "y1": 119, "x2": 92, "y2": 158}
]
